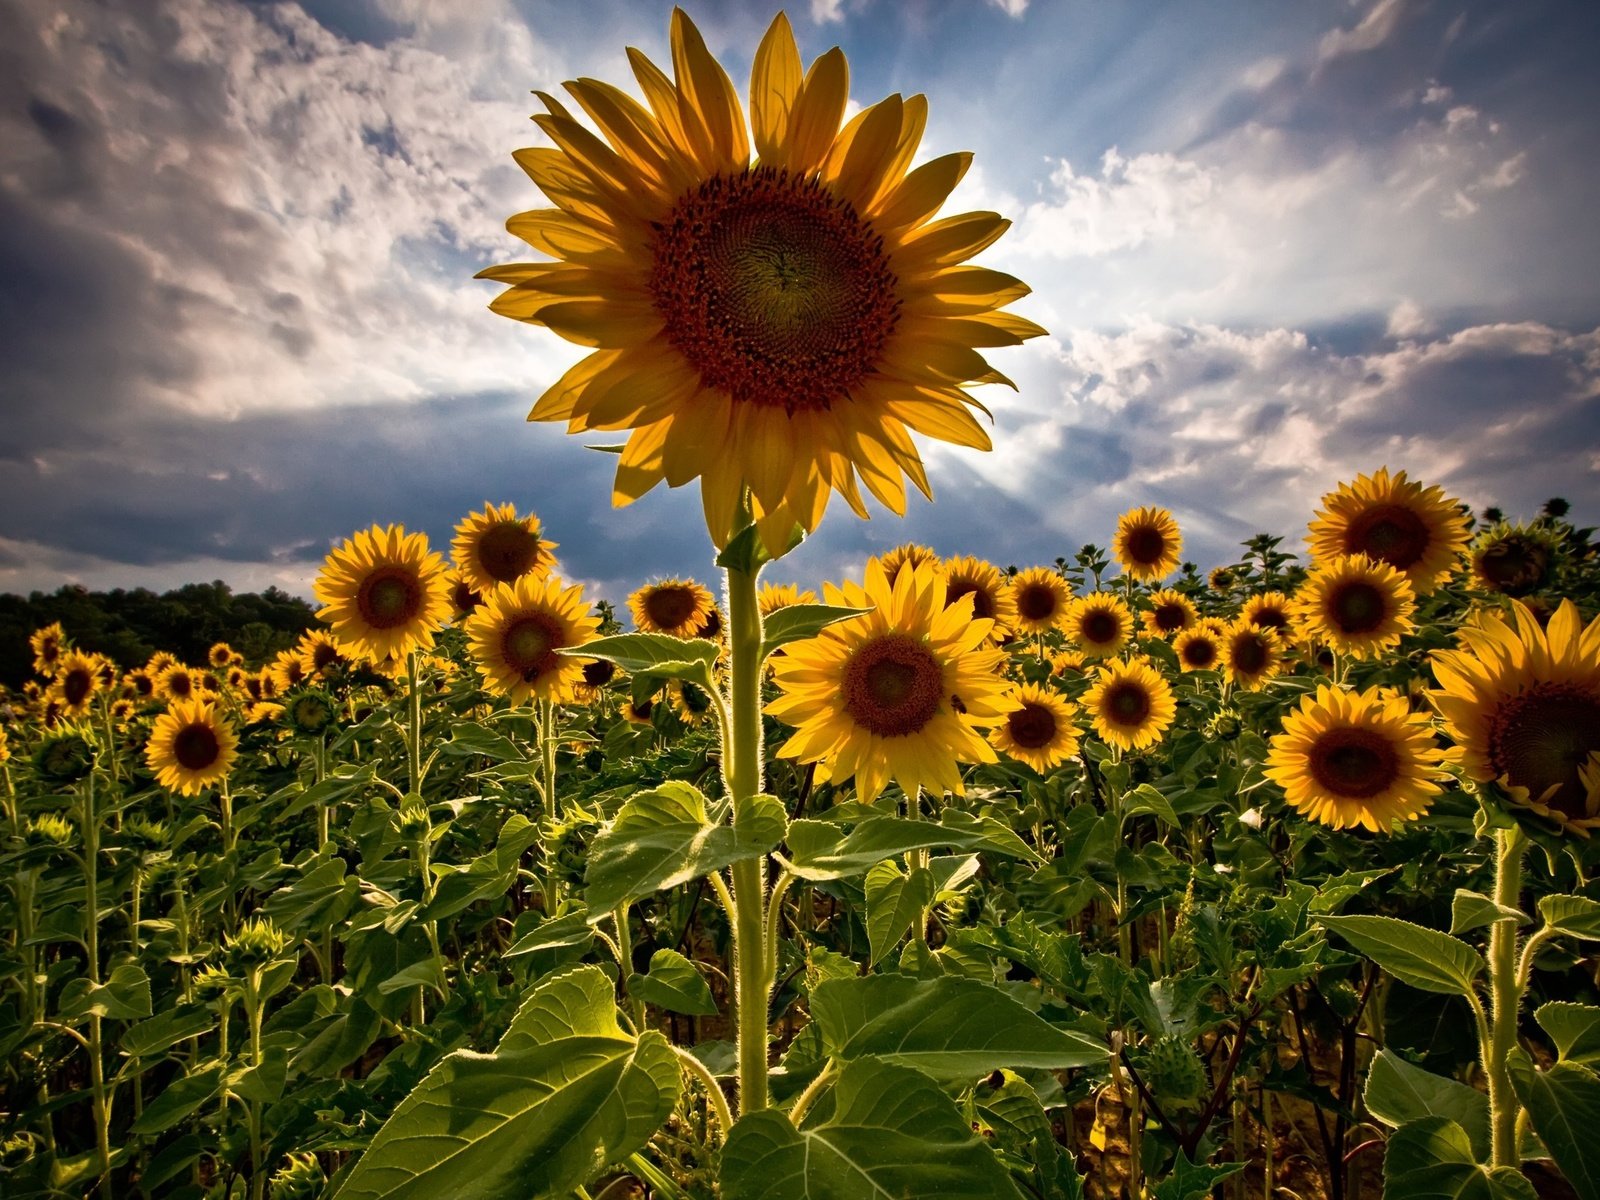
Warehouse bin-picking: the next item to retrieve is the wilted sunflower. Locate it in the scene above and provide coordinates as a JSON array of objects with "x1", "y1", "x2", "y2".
[
  {"x1": 879, "y1": 543, "x2": 943, "y2": 584},
  {"x1": 451, "y1": 502, "x2": 558, "y2": 595},
  {"x1": 758, "y1": 581, "x2": 819, "y2": 618},
  {"x1": 1430, "y1": 599, "x2": 1600, "y2": 835},
  {"x1": 1294, "y1": 554, "x2": 1415, "y2": 660},
  {"x1": 990, "y1": 682, "x2": 1080, "y2": 772},
  {"x1": 466, "y1": 575, "x2": 601, "y2": 706},
  {"x1": 1308, "y1": 468, "x2": 1469, "y2": 595},
  {"x1": 1010, "y1": 567, "x2": 1073, "y2": 635},
  {"x1": 1242, "y1": 591, "x2": 1294, "y2": 634},
  {"x1": 30, "y1": 622, "x2": 66, "y2": 677},
  {"x1": 768, "y1": 559, "x2": 1009, "y2": 803},
  {"x1": 146, "y1": 699, "x2": 239, "y2": 796},
  {"x1": 629, "y1": 578, "x2": 717, "y2": 638},
  {"x1": 1221, "y1": 621, "x2": 1285, "y2": 690},
  {"x1": 1065, "y1": 592, "x2": 1135, "y2": 659},
  {"x1": 1112, "y1": 506, "x2": 1182, "y2": 582},
  {"x1": 1266, "y1": 685, "x2": 1445, "y2": 832},
  {"x1": 1142, "y1": 588, "x2": 1197, "y2": 638},
  {"x1": 315, "y1": 525, "x2": 452, "y2": 663},
  {"x1": 1469, "y1": 522, "x2": 1559, "y2": 597},
  {"x1": 481, "y1": 11, "x2": 1041, "y2": 552},
  {"x1": 1083, "y1": 658, "x2": 1176, "y2": 752},
  {"x1": 943, "y1": 555, "x2": 1018, "y2": 643},
  {"x1": 51, "y1": 651, "x2": 102, "y2": 716}
]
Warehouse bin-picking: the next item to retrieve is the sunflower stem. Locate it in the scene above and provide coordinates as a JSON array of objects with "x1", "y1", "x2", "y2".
[
  {"x1": 1485, "y1": 823, "x2": 1527, "y2": 1168},
  {"x1": 724, "y1": 530, "x2": 770, "y2": 1116},
  {"x1": 81, "y1": 772, "x2": 114, "y2": 1199}
]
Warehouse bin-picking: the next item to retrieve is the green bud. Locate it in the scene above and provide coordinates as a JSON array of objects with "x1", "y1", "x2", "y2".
[
  {"x1": 224, "y1": 917, "x2": 294, "y2": 973},
  {"x1": 1143, "y1": 1035, "x2": 1207, "y2": 1109},
  {"x1": 33, "y1": 726, "x2": 96, "y2": 783},
  {"x1": 268, "y1": 1151, "x2": 326, "y2": 1200},
  {"x1": 27, "y1": 812, "x2": 75, "y2": 848}
]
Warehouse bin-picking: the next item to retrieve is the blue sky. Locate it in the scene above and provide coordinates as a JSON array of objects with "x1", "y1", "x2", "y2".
[{"x1": 1, "y1": 0, "x2": 1597, "y2": 607}]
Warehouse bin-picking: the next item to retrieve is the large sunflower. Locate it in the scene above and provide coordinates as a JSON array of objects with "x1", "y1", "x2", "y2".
[
  {"x1": 768, "y1": 559, "x2": 1009, "y2": 803},
  {"x1": 146, "y1": 699, "x2": 239, "y2": 796},
  {"x1": 1266, "y1": 685, "x2": 1445, "y2": 832},
  {"x1": 1142, "y1": 588, "x2": 1198, "y2": 639},
  {"x1": 629, "y1": 578, "x2": 717, "y2": 638},
  {"x1": 451, "y1": 502, "x2": 558, "y2": 595},
  {"x1": 1430, "y1": 599, "x2": 1600, "y2": 834},
  {"x1": 1010, "y1": 567, "x2": 1073, "y2": 635},
  {"x1": 315, "y1": 525, "x2": 453, "y2": 663},
  {"x1": 990, "y1": 682, "x2": 1080, "y2": 772},
  {"x1": 1083, "y1": 658, "x2": 1176, "y2": 752},
  {"x1": 1112, "y1": 506, "x2": 1183, "y2": 582},
  {"x1": 466, "y1": 575, "x2": 602, "y2": 706},
  {"x1": 480, "y1": 11, "x2": 1040, "y2": 552},
  {"x1": 1308, "y1": 468, "x2": 1469, "y2": 595},
  {"x1": 1293, "y1": 554, "x2": 1415, "y2": 660},
  {"x1": 1065, "y1": 592, "x2": 1135, "y2": 658},
  {"x1": 943, "y1": 555, "x2": 1018, "y2": 643}
]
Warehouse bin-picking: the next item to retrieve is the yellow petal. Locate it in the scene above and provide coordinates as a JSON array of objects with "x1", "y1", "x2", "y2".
[
  {"x1": 870, "y1": 152, "x2": 972, "y2": 231},
  {"x1": 670, "y1": 7, "x2": 749, "y2": 171},
  {"x1": 537, "y1": 299, "x2": 663, "y2": 348},
  {"x1": 505, "y1": 208, "x2": 624, "y2": 261},
  {"x1": 614, "y1": 420, "x2": 671, "y2": 504},
  {"x1": 895, "y1": 211, "x2": 1011, "y2": 272},
  {"x1": 750, "y1": 12, "x2": 802, "y2": 164},
  {"x1": 785, "y1": 47, "x2": 849, "y2": 175},
  {"x1": 824, "y1": 94, "x2": 906, "y2": 212},
  {"x1": 528, "y1": 350, "x2": 620, "y2": 423}
]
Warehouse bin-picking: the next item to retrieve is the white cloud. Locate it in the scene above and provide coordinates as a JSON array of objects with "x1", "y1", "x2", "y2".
[
  {"x1": 1011, "y1": 149, "x2": 1218, "y2": 258},
  {"x1": 811, "y1": 0, "x2": 845, "y2": 24},
  {"x1": 1316, "y1": 0, "x2": 1409, "y2": 65},
  {"x1": 987, "y1": 0, "x2": 1030, "y2": 17}
]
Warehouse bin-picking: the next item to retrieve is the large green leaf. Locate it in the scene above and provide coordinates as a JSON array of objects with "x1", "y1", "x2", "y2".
[
  {"x1": 561, "y1": 633, "x2": 720, "y2": 690},
  {"x1": 1364, "y1": 1049, "x2": 1490, "y2": 1162},
  {"x1": 59, "y1": 962, "x2": 152, "y2": 1022},
  {"x1": 721, "y1": 1058, "x2": 1024, "y2": 1200},
  {"x1": 864, "y1": 861, "x2": 934, "y2": 966},
  {"x1": 419, "y1": 815, "x2": 541, "y2": 922},
  {"x1": 333, "y1": 966, "x2": 681, "y2": 1200},
  {"x1": 1449, "y1": 889, "x2": 1528, "y2": 936},
  {"x1": 782, "y1": 812, "x2": 1038, "y2": 881},
  {"x1": 1508, "y1": 1051, "x2": 1600, "y2": 1200},
  {"x1": 1536, "y1": 1003, "x2": 1600, "y2": 1069},
  {"x1": 584, "y1": 784, "x2": 786, "y2": 915},
  {"x1": 630, "y1": 949, "x2": 718, "y2": 1017},
  {"x1": 759, "y1": 604, "x2": 871, "y2": 658},
  {"x1": 1316, "y1": 914, "x2": 1483, "y2": 997},
  {"x1": 809, "y1": 975, "x2": 1104, "y2": 1075},
  {"x1": 1539, "y1": 895, "x2": 1600, "y2": 941},
  {"x1": 1381, "y1": 1118, "x2": 1538, "y2": 1200}
]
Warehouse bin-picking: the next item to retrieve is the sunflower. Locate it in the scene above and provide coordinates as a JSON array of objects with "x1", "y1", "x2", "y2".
[
  {"x1": 1050, "y1": 648, "x2": 1090, "y2": 679},
  {"x1": 1469, "y1": 522, "x2": 1558, "y2": 597},
  {"x1": 145, "y1": 651, "x2": 177, "y2": 678},
  {"x1": 1221, "y1": 621, "x2": 1286, "y2": 690},
  {"x1": 466, "y1": 575, "x2": 601, "y2": 706},
  {"x1": 1430, "y1": 599, "x2": 1600, "y2": 834},
  {"x1": 943, "y1": 555, "x2": 1018, "y2": 643},
  {"x1": 445, "y1": 568, "x2": 485, "y2": 621},
  {"x1": 668, "y1": 679, "x2": 717, "y2": 726},
  {"x1": 1142, "y1": 588, "x2": 1197, "y2": 638},
  {"x1": 1112, "y1": 506, "x2": 1182, "y2": 582},
  {"x1": 314, "y1": 525, "x2": 452, "y2": 663},
  {"x1": 758, "y1": 581, "x2": 819, "y2": 618},
  {"x1": 1293, "y1": 554, "x2": 1415, "y2": 660},
  {"x1": 207, "y1": 642, "x2": 236, "y2": 670},
  {"x1": 146, "y1": 699, "x2": 239, "y2": 796},
  {"x1": 0, "y1": 727, "x2": 9, "y2": 764},
  {"x1": 879, "y1": 544, "x2": 943, "y2": 584},
  {"x1": 990, "y1": 682, "x2": 1080, "y2": 772},
  {"x1": 768, "y1": 558, "x2": 1009, "y2": 803},
  {"x1": 157, "y1": 663, "x2": 201, "y2": 704},
  {"x1": 124, "y1": 668, "x2": 156, "y2": 700},
  {"x1": 295, "y1": 630, "x2": 347, "y2": 681},
  {"x1": 622, "y1": 693, "x2": 658, "y2": 726},
  {"x1": 1065, "y1": 592, "x2": 1135, "y2": 659},
  {"x1": 629, "y1": 578, "x2": 717, "y2": 638},
  {"x1": 1082, "y1": 658, "x2": 1177, "y2": 752},
  {"x1": 1010, "y1": 567, "x2": 1073, "y2": 635},
  {"x1": 1242, "y1": 591, "x2": 1294, "y2": 634},
  {"x1": 1266, "y1": 685, "x2": 1446, "y2": 832},
  {"x1": 269, "y1": 650, "x2": 308, "y2": 695},
  {"x1": 481, "y1": 11, "x2": 1041, "y2": 553},
  {"x1": 1207, "y1": 566, "x2": 1236, "y2": 593},
  {"x1": 451, "y1": 502, "x2": 558, "y2": 595},
  {"x1": 51, "y1": 651, "x2": 102, "y2": 716},
  {"x1": 1308, "y1": 468, "x2": 1469, "y2": 595},
  {"x1": 29, "y1": 622, "x2": 66, "y2": 677},
  {"x1": 575, "y1": 657, "x2": 621, "y2": 705}
]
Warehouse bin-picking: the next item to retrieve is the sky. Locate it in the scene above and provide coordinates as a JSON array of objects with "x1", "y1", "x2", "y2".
[{"x1": 2, "y1": 0, "x2": 1598, "y2": 608}]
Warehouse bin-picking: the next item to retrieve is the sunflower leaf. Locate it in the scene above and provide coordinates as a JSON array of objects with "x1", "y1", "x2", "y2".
[
  {"x1": 1508, "y1": 1051, "x2": 1600, "y2": 1200},
  {"x1": 1535, "y1": 1003, "x2": 1600, "y2": 1069},
  {"x1": 864, "y1": 861, "x2": 935, "y2": 966},
  {"x1": 759, "y1": 604, "x2": 872, "y2": 658},
  {"x1": 1364, "y1": 1049, "x2": 1491, "y2": 1162},
  {"x1": 563, "y1": 634, "x2": 720, "y2": 691},
  {"x1": 780, "y1": 812, "x2": 1040, "y2": 881},
  {"x1": 629, "y1": 949, "x2": 718, "y2": 1016},
  {"x1": 1380, "y1": 1117, "x2": 1538, "y2": 1200},
  {"x1": 1315, "y1": 914, "x2": 1483, "y2": 997},
  {"x1": 717, "y1": 520, "x2": 805, "y2": 573},
  {"x1": 1539, "y1": 894, "x2": 1600, "y2": 941}
]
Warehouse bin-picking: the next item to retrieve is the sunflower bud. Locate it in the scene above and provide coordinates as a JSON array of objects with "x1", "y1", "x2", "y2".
[
  {"x1": 33, "y1": 726, "x2": 96, "y2": 783},
  {"x1": 1204, "y1": 709, "x2": 1242, "y2": 741},
  {"x1": 282, "y1": 689, "x2": 338, "y2": 736},
  {"x1": 27, "y1": 812, "x2": 75, "y2": 848},
  {"x1": 224, "y1": 917, "x2": 294, "y2": 973},
  {"x1": 268, "y1": 1152, "x2": 326, "y2": 1200}
]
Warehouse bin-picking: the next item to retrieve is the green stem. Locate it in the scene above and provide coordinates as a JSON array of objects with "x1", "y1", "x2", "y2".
[
  {"x1": 407, "y1": 650, "x2": 423, "y2": 798},
  {"x1": 1485, "y1": 824, "x2": 1527, "y2": 1168},
  {"x1": 245, "y1": 977, "x2": 266, "y2": 1200},
  {"x1": 672, "y1": 1044, "x2": 734, "y2": 1141},
  {"x1": 82, "y1": 774, "x2": 113, "y2": 1199},
  {"x1": 725, "y1": 539, "x2": 770, "y2": 1116}
]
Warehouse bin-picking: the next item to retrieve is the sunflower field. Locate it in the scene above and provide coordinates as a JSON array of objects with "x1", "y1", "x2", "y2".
[{"x1": 6, "y1": 10, "x2": 1600, "y2": 1200}]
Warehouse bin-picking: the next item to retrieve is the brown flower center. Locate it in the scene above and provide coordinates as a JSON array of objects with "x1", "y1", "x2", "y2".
[
  {"x1": 582, "y1": 659, "x2": 617, "y2": 687},
  {"x1": 1153, "y1": 602, "x2": 1190, "y2": 632},
  {"x1": 167, "y1": 671, "x2": 194, "y2": 699},
  {"x1": 501, "y1": 614, "x2": 564, "y2": 684},
  {"x1": 1343, "y1": 504, "x2": 1430, "y2": 570},
  {"x1": 311, "y1": 641, "x2": 341, "y2": 671},
  {"x1": 1230, "y1": 632, "x2": 1269, "y2": 676},
  {"x1": 1015, "y1": 582, "x2": 1061, "y2": 623},
  {"x1": 650, "y1": 166, "x2": 900, "y2": 414},
  {"x1": 643, "y1": 585, "x2": 701, "y2": 632},
  {"x1": 1488, "y1": 684, "x2": 1600, "y2": 818},
  {"x1": 1249, "y1": 606, "x2": 1290, "y2": 631},
  {"x1": 1081, "y1": 609, "x2": 1122, "y2": 646},
  {"x1": 475, "y1": 522, "x2": 544, "y2": 585},
  {"x1": 1007, "y1": 702, "x2": 1059, "y2": 750},
  {"x1": 1180, "y1": 637, "x2": 1218, "y2": 669},
  {"x1": 357, "y1": 568, "x2": 422, "y2": 630},
  {"x1": 174, "y1": 723, "x2": 221, "y2": 772},
  {"x1": 843, "y1": 633, "x2": 944, "y2": 737},
  {"x1": 63, "y1": 668, "x2": 92, "y2": 707},
  {"x1": 1309, "y1": 727, "x2": 1399, "y2": 798},
  {"x1": 948, "y1": 580, "x2": 996, "y2": 621},
  {"x1": 450, "y1": 578, "x2": 482, "y2": 614},
  {"x1": 1330, "y1": 581, "x2": 1387, "y2": 635},
  {"x1": 1102, "y1": 680, "x2": 1152, "y2": 728},
  {"x1": 1477, "y1": 537, "x2": 1547, "y2": 593},
  {"x1": 1123, "y1": 525, "x2": 1169, "y2": 566},
  {"x1": 131, "y1": 673, "x2": 154, "y2": 697}
]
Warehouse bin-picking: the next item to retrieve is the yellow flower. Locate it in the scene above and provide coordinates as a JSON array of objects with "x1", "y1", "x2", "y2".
[
  {"x1": 1293, "y1": 554, "x2": 1415, "y2": 660},
  {"x1": 1221, "y1": 621, "x2": 1286, "y2": 690},
  {"x1": 295, "y1": 630, "x2": 347, "y2": 681},
  {"x1": 1430, "y1": 599, "x2": 1600, "y2": 835},
  {"x1": 1065, "y1": 592, "x2": 1136, "y2": 658},
  {"x1": 629, "y1": 578, "x2": 717, "y2": 638},
  {"x1": 943, "y1": 555, "x2": 1018, "y2": 643},
  {"x1": 758, "y1": 582, "x2": 819, "y2": 618},
  {"x1": 1266, "y1": 685, "x2": 1445, "y2": 832},
  {"x1": 1010, "y1": 567, "x2": 1073, "y2": 635},
  {"x1": 990, "y1": 683, "x2": 1080, "y2": 772},
  {"x1": 1049, "y1": 648, "x2": 1090, "y2": 678},
  {"x1": 207, "y1": 642, "x2": 236, "y2": 670},
  {"x1": 879, "y1": 543, "x2": 943, "y2": 584},
  {"x1": 314, "y1": 525, "x2": 452, "y2": 663},
  {"x1": 1241, "y1": 591, "x2": 1294, "y2": 635},
  {"x1": 1112, "y1": 506, "x2": 1182, "y2": 582},
  {"x1": 50, "y1": 651, "x2": 103, "y2": 717},
  {"x1": 269, "y1": 650, "x2": 309, "y2": 694},
  {"x1": 768, "y1": 559, "x2": 1009, "y2": 803},
  {"x1": 466, "y1": 575, "x2": 602, "y2": 706},
  {"x1": 450, "y1": 502, "x2": 558, "y2": 595},
  {"x1": 1308, "y1": 468, "x2": 1468, "y2": 595},
  {"x1": 1469, "y1": 522, "x2": 1558, "y2": 597},
  {"x1": 445, "y1": 568, "x2": 485, "y2": 621},
  {"x1": 1142, "y1": 588, "x2": 1198, "y2": 638},
  {"x1": 1082, "y1": 658, "x2": 1176, "y2": 752},
  {"x1": 30, "y1": 622, "x2": 66, "y2": 677},
  {"x1": 481, "y1": 11, "x2": 1041, "y2": 552},
  {"x1": 146, "y1": 699, "x2": 239, "y2": 796},
  {"x1": 156, "y1": 663, "x2": 203, "y2": 704}
]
